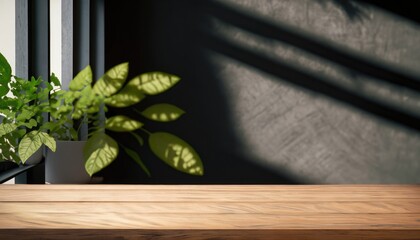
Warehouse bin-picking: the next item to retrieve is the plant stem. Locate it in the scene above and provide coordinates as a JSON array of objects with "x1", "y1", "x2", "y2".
[
  {"x1": 132, "y1": 108, "x2": 142, "y2": 115},
  {"x1": 139, "y1": 127, "x2": 152, "y2": 135}
]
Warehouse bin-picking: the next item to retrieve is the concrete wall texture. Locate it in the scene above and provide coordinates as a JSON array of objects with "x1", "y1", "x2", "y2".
[
  {"x1": 213, "y1": 0, "x2": 420, "y2": 183},
  {"x1": 214, "y1": 0, "x2": 420, "y2": 183},
  {"x1": 104, "y1": 0, "x2": 420, "y2": 183}
]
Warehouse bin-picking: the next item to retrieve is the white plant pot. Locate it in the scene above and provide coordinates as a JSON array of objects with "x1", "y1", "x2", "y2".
[
  {"x1": 46, "y1": 141, "x2": 91, "y2": 184},
  {"x1": 23, "y1": 147, "x2": 44, "y2": 165}
]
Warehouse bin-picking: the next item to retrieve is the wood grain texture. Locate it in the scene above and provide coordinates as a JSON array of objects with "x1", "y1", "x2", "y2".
[
  {"x1": 0, "y1": 185, "x2": 419, "y2": 239},
  {"x1": 1, "y1": 230, "x2": 420, "y2": 240}
]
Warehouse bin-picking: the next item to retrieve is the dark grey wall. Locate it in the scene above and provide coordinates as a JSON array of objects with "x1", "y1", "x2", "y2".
[{"x1": 102, "y1": 0, "x2": 420, "y2": 183}]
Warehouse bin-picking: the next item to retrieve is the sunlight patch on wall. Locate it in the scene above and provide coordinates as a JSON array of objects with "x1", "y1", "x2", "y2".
[{"x1": 0, "y1": 0, "x2": 15, "y2": 87}]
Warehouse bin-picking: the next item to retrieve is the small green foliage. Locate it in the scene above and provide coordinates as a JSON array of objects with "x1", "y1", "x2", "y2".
[{"x1": 0, "y1": 54, "x2": 63, "y2": 163}]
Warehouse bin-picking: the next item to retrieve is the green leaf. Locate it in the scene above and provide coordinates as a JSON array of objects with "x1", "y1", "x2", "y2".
[
  {"x1": 50, "y1": 73, "x2": 61, "y2": 87},
  {"x1": 44, "y1": 81, "x2": 53, "y2": 92},
  {"x1": 0, "y1": 84, "x2": 9, "y2": 96},
  {"x1": 105, "y1": 115, "x2": 143, "y2": 132},
  {"x1": 74, "y1": 86, "x2": 95, "y2": 116},
  {"x1": 128, "y1": 72, "x2": 180, "y2": 95},
  {"x1": 69, "y1": 65, "x2": 92, "y2": 91},
  {"x1": 0, "y1": 123, "x2": 17, "y2": 137},
  {"x1": 0, "y1": 52, "x2": 11, "y2": 96},
  {"x1": 0, "y1": 135, "x2": 18, "y2": 162},
  {"x1": 93, "y1": 62, "x2": 128, "y2": 97},
  {"x1": 15, "y1": 128, "x2": 26, "y2": 138},
  {"x1": 120, "y1": 145, "x2": 151, "y2": 177},
  {"x1": 104, "y1": 83, "x2": 146, "y2": 107},
  {"x1": 40, "y1": 132, "x2": 56, "y2": 152},
  {"x1": 141, "y1": 103, "x2": 185, "y2": 122},
  {"x1": 69, "y1": 127, "x2": 78, "y2": 141},
  {"x1": 0, "y1": 52, "x2": 11, "y2": 80},
  {"x1": 149, "y1": 132, "x2": 203, "y2": 176},
  {"x1": 22, "y1": 119, "x2": 38, "y2": 129},
  {"x1": 0, "y1": 98, "x2": 19, "y2": 109},
  {"x1": 84, "y1": 132, "x2": 119, "y2": 176},
  {"x1": 130, "y1": 132, "x2": 144, "y2": 146},
  {"x1": 16, "y1": 108, "x2": 37, "y2": 122},
  {"x1": 18, "y1": 131, "x2": 56, "y2": 163}
]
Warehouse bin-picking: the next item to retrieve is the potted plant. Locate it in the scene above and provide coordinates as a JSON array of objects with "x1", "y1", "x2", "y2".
[
  {"x1": 40, "y1": 68, "x2": 95, "y2": 183},
  {"x1": 1, "y1": 51, "x2": 83, "y2": 181},
  {"x1": 69, "y1": 63, "x2": 204, "y2": 177},
  {"x1": 1, "y1": 50, "x2": 204, "y2": 182},
  {"x1": 0, "y1": 52, "x2": 58, "y2": 167}
]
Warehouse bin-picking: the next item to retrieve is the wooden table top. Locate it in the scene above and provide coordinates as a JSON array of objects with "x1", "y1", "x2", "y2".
[{"x1": 1, "y1": 185, "x2": 419, "y2": 239}]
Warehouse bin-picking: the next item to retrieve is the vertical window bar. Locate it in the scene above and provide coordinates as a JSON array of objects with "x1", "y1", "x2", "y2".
[
  {"x1": 91, "y1": 0, "x2": 106, "y2": 128},
  {"x1": 62, "y1": 0, "x2": 90, "y2": 140},
  {"x1": 15, "y1": 0, "x2": 28, "y2": 79},
  {"x1": 73, "y1": 0, "x2": 90, "y2": 141},
  {"x1": 61, "y1": 0, "x2": 73, "y2": 89},
  {"x1": 74, "y1": 0, "x2": 90, "y2": 74},
  {"x1": 91, "y1": 0, "x2": 105, "y2": 80},
  {"x1": 29, "y1": 0, "x2": 50, "y2": 82},
  {"x1": 15, "y1": 0, "x2": 50, "y2": 184},
  {"x1": 13, "y1": 0, "x2": 28, "y2": 184}
]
